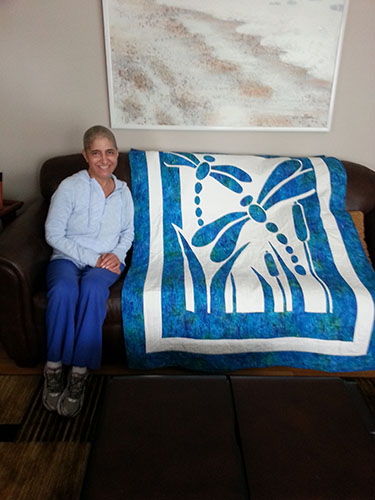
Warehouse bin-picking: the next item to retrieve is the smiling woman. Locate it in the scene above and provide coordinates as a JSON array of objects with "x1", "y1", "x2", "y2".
[
  {"x1": 42, "y1": 125, "x2": 134, "y2": 418},
  {"x1": 83, "y1": 137, "x2": 119, "y2": 197}
]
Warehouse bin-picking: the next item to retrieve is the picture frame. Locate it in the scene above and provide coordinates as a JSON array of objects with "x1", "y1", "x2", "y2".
[{"x1": 102, "y1": 0, "x2": 349, "y2": 131}]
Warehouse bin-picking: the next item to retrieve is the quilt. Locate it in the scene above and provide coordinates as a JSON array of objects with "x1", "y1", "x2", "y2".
[{"x1": 122, "y1": 151, "x2": 375, "y2": 372}]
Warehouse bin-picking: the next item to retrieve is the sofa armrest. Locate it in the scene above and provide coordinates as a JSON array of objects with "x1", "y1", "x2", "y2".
[
  {"x1": 343, "y1": 161, "x2": 375, "y2": 269},
  {"x1": 365, "y1": 209, "x2": 375, "y2": 270},
  {"x1": 0, "y1": 199, "x2": 50, "y2": 365}
]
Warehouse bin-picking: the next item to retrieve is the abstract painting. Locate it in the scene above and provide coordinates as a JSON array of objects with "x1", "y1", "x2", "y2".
[{"x1": 102, "y1": 0, "x2": 349, "y2": 130}]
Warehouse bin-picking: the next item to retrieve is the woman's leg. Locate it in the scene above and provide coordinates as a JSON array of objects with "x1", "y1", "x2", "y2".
[
  {"x1": 45, "y1": 259, "x2": 80, "y2": 365},
  {"x1": 72, "y1": 266, "x2": 122, "y2": 370},
  {"x1": 44, "y1": 259, "x2": 80, "y2": 412}
]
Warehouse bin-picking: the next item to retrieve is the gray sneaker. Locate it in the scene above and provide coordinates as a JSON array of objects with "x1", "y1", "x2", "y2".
[
  {"x1": 57, "y1": 370, "x2": 89, "y2": 418},
  {"x1": 43, "y1": 366, "x2": 65, "y2": 412}
]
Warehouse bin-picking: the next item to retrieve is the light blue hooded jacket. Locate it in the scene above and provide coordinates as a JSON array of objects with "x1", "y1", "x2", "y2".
[{"x1": 45, "y1": 170, "x2": 134, "y2": 269}]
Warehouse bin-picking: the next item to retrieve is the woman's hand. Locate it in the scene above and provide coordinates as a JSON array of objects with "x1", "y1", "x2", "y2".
[{"x1": 96, "y1": 253, "x2": 121, "y2": 274}]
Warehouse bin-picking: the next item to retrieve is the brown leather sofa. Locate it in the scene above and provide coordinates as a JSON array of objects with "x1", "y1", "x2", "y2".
[{"x1": 0, "y1": 154, "x2": 375, "y2": 367}]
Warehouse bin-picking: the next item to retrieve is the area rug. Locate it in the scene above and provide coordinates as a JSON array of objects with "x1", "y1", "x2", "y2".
[{"x1": 0, "y1": 375, "x2": 107, "y2": 500}]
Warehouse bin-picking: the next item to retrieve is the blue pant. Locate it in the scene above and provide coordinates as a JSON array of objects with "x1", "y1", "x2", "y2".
[{"x1": 45, "y1": 259, "x2": 123, "y2": 370}]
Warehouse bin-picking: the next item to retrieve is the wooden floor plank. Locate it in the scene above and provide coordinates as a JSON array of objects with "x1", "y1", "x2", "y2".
[
  {"x1": 0, "y1": 376, "x2": 41, "y2": 425},
  {"x1": 0, "y1": 442, "x2": 90, "y2": 500}
]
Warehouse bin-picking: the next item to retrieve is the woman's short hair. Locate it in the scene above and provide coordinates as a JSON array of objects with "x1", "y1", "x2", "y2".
[{"x1": 83, "y1": 125, "x2": 118, "y2": 151}]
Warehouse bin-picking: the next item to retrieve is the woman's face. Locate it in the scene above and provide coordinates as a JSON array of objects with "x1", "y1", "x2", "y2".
[{"x1": 83, "y1": 136, "x2": 119, "y2": 184}]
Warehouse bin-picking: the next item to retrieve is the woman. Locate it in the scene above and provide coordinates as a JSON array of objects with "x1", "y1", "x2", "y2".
[{"x1": 43, "y1": 125, "x2": 134, "y2": 417}]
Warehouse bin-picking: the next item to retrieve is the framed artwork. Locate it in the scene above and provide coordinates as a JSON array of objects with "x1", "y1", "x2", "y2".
[{"x1": 102, "y1": 0, "x2": 349, "y2": 131}]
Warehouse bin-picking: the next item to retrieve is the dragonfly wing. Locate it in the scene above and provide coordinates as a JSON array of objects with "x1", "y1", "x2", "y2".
[{"x1": 192, "y1": 212, "x2": 247, "y2": 247}]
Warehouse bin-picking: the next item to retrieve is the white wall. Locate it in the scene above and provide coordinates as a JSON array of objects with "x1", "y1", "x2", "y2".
[{"x1": 0, "y1": 0, "x2": 374, "y2": 204}]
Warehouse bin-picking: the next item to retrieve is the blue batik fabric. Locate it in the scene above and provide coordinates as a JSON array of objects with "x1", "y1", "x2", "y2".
[{"x1": 122, "y1": 151, "x2": 375, "y2": 372}]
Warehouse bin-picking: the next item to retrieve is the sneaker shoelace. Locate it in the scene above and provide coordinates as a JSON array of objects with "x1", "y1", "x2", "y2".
[
  {"x1": 45, "y1": 369, "x2": 64, "y2": 393},
  {"x1": 67, "y1": 374, "x2": 87, "y2": 400}
]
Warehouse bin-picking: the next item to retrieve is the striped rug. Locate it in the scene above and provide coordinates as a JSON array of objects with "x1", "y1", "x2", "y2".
[{"x1": 0, "y1": 375, "x2": 108, "y2": 500}]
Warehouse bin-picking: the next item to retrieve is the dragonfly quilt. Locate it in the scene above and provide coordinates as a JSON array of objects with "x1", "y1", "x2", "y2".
[{"x1": 122, "y1": 151, "x2": 375, "y2": 372}]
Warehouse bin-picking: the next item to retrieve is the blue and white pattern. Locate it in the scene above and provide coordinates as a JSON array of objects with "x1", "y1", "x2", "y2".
[{"x1": 122, "y1": 151, "x2": 375, "y2": 371}]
